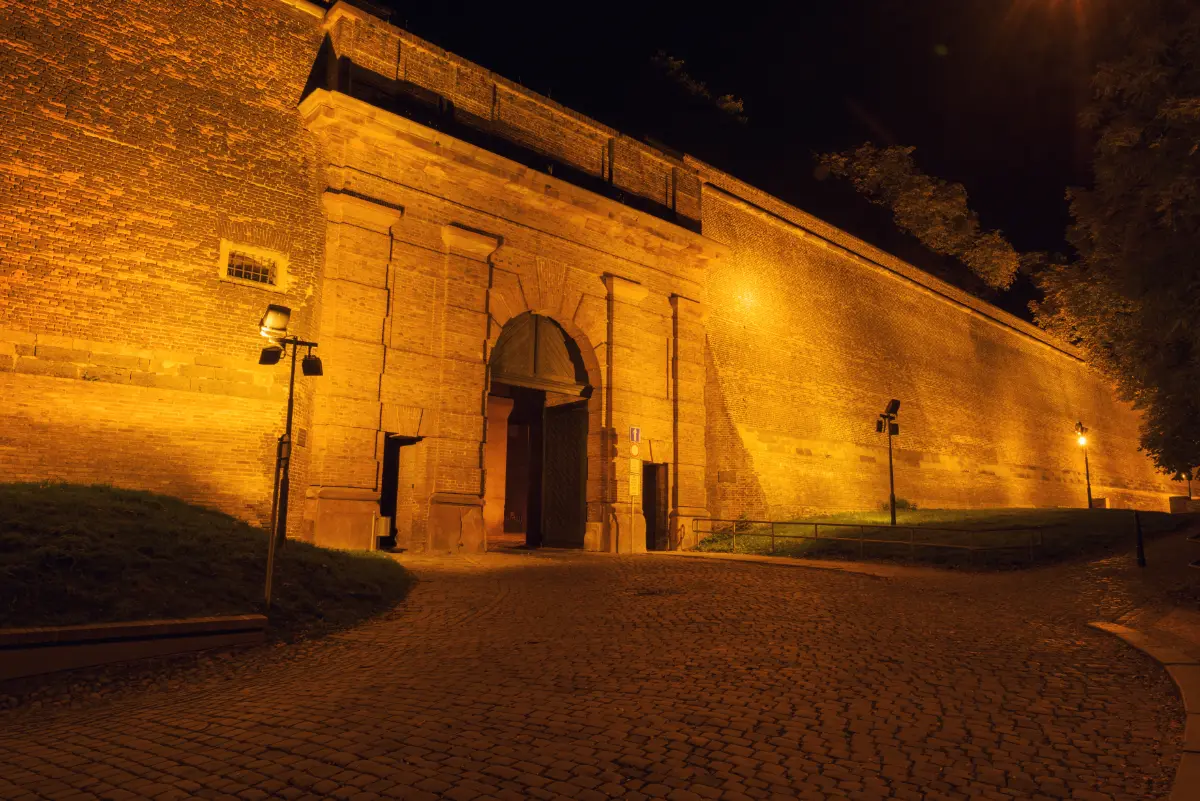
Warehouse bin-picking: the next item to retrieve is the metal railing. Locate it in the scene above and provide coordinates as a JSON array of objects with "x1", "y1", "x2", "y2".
[{"x1": 692, "y1": 517, "x2": 1045, "y2": 564}]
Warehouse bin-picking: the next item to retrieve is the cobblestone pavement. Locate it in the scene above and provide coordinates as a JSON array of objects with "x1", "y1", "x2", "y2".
[{"x1": 0, "y1": 544, "x2": 1190, "y2": 801}]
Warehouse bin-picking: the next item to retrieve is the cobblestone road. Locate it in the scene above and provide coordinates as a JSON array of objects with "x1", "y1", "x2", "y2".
[{"x1": 0, "y1": 548, "x2": 1186, "y2": 800}]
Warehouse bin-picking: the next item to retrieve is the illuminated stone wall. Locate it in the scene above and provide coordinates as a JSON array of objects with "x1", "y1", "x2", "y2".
[
  {"x1": 694, "y1": 170, "x2": 1184, "y2": 516},
  {"x1": 0, "y1": 0, "x2": 328, "y2": 531},
  {"x1": 0, "y1": 0, "x2": 1181, "y2": 557},
  {"x1": 299, "y1": 86, "x2": 719, "y2": 552}
]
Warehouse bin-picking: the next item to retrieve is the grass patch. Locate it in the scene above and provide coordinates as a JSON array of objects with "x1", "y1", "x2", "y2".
[
  {"x1": 0, "y1": 482, "x2": 415, "y2": 639},
  {"x1": 696, "y1": 508, "x2": 1199, "y2": 570}
]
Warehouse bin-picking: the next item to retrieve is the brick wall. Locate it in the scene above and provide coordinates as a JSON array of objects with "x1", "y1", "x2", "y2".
[
  {"x1": 0, "y1": 0, "x2": 327, "y2": 531},
  {"x1": 696, "y1": 173, "x2": 1183, "y2": 516}
]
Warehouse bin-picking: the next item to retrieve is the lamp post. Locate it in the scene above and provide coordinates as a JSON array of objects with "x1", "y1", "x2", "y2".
[
  {"x1": 876, "y1": 399, "x2": 901, "y2": 526},
  {"x1": 258, "y1": 304, "x2": 322, "y2": 611},
  {"x1": 1074, "y1": 420, "x2": 1092, "y2": 509}
]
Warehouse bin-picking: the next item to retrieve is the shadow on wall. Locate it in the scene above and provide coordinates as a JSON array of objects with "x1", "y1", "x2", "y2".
[
  {"x1": 704, "y1": 341, "x2": 770, "y2": 522},
  {"x1": 0, "y1": 415, "x2": 280, "y2": 530}
]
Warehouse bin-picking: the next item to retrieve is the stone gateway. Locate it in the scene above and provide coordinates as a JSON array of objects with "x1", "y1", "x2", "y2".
[{"x1": 0, "y1": 0, "x2": 1184, "y2": 554}]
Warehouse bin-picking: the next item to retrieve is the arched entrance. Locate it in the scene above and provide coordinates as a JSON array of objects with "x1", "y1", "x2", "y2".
[{"x1": 484, "y1": 312, "x2": 592, "y2": 549}]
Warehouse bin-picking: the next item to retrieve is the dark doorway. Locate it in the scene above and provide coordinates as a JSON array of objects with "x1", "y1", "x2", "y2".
[
  {"x1": 488, "y1": 312, "x2": 592, "y2": 550},
  {"x1": 499, "y1": 384, "x2": 545, "y2": 547},
  {"x1": 542, "y1": 401, "x2": 588, "y2": 547},
  {"x1": 642, "y1": 462, "x2": 669, "y2": 551},
  {"x1": 378, "y1": 434, "x2": 419, "y2": 550}
]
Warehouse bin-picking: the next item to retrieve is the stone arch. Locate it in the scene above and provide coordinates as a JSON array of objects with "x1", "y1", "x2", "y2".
[
  {"x1": 490, "y1": 312, "x2": 591, "y2": 395},
  {"x1": 483, "y1": 275, "x2": 609, "y2": 551}
]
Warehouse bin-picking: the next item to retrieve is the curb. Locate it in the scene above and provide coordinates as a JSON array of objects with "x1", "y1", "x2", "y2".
[
  {"x1": 647, "y1": 549, "x2": 946, "y2": 579},
  {"x1": 1089, "y1": 621, "x2": 1200, "y2": 801},
  {"x1": 0, "y1": 615, "x2": 267, "y2": 682}
]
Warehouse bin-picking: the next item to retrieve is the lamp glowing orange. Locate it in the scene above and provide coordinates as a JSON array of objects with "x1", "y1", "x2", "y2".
[{"x1": 260, "y1": 304, "x2": 291, "y2": 340}]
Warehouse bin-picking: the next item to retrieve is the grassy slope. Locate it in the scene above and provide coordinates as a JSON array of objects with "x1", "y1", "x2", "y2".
[
  {"x1": 0, "y1": 483, "x2": 415, "y2": 639},
  {"x1": 697, "y1": 508, "x2": 1199, "y2": 569}
]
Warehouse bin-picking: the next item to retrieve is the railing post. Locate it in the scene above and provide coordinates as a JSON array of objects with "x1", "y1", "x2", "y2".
[
  {"x1": 732, "y1": 525, "x2": 737, "y2": 555},
  {"x1": 1135, "y1": 511, "x2": 1146, "y2": 568},
  {"x1": 770, "y1": 522, "x2": 776, "y2": 554}
]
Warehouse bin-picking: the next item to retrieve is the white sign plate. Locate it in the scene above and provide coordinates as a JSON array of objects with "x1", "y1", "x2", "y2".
[{"x1": 629, "y1": 426, "x2": 641, "y2": 443}]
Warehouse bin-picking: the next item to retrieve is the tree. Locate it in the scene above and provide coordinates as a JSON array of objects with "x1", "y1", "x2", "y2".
[
  {"x1": 817, "y1": 144, "x2": 1020, "y2": 290},
  {"x1": 650, "y1": 52, "x2": 748, "y2": 124},
  {"x1": 1034, "y1": 0, "x2": 1200, "y2": 480}
]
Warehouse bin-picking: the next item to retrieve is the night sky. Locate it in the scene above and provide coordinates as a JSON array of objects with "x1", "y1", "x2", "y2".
[{"x1": 374, "y1": 0, "x2": 1116, "y2": 319}]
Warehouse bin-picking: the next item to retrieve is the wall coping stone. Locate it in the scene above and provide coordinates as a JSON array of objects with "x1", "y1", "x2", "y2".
[{"x1": 276, "y1": 0, "x2": 324, "y2": 19}]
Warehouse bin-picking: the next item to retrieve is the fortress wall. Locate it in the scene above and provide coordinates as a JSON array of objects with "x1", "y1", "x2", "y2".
[
  {"x1": 0, "y1": 0, "x2": 327, "y2": 528},
  {"x1": 698, "y1": 178, "x2": 1182, "y2": 517},
  {"x1": 1, "y1": 0, "x2": 1182, "y2": 542}
]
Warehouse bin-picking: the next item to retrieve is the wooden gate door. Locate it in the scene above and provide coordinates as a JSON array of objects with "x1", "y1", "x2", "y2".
[{"x1": 541, "y1": 401, "x2": 588, "y2": 547}]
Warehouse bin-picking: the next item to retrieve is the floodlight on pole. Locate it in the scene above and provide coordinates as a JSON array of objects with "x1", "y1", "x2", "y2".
[
  {"x1": 301, "y1": 350, "x2": 323, "y2": 376},
  {"x1": 1074, "y1": 421, "x2": 1093, "y2": 509},
  {"x1": 258, "y1": 345, "x2": 283, "y2": 365},
  {"x1": 877, "y1": 399, "x2": 902, "y2": 526},
  {"x1": 256, "y1": 306, "x2": 322, "y2": 612},
  {"x1": 260, "y1": 304, "x2": 291, "y2": 340}
]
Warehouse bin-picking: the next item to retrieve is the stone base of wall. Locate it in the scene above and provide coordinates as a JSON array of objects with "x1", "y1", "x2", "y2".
[{"x1": 303, "y1": 488, "x2": 380, "y2": 550}]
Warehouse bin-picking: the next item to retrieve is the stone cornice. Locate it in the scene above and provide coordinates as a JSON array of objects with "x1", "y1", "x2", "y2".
[
  {"x1": 321, "y1": 190, "x2": 403, "y2": 234},
  {"x1": 322, "y1": 0, "x2": 370, "y2": 29},
  {"x1": 442, "y1": 225, "x2": 501, "y2": 260},
  {"x1": 604, "y1": 274, "x2": 649, "y2": 305},
  {"x1": 298, "y1": 89, "x2": 728, "y2": 267}
]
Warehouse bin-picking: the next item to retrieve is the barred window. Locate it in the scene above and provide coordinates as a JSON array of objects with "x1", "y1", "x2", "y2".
[
  {"x1": 227, "y1": 251, "x2": 277, "y2": 285},
  {"x1": 217, "y1": 240, "x2": 288, "y2": 293}
]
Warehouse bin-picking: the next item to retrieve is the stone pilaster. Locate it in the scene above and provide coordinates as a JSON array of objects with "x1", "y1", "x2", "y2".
[
  {"x1": 305, "y1": 190, "x2": 403, "y2": 550},
  {"x1": 424, "y1": 224, "x2": 501, "y2": 554},
  {"x1": 603, "y1": 273, "x2": 650, "y2": 553},
  {"x1": 671, "y1": 294, "x2": 709, "y2": 549}
]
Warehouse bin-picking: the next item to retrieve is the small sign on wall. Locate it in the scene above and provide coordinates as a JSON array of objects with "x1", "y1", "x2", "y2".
[{"x1": 630, "y1": 426, "x2": 641, "y2": 443}]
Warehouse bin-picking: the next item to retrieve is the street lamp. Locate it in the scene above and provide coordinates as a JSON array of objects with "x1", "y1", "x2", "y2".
[
  {"x1": 258, "y1": 304, "x2": 321, "y2": 610},
  {"x1": 876, "y1": 399, "x2": 901, "y2": 526},
  {"x1": 1074, "y1": 420, "x2": 1093, "y2": 509}
]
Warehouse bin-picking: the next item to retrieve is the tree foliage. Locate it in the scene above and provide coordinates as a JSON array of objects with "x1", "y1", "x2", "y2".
[
  {"x1": 818, "y1": 144, "x2": 1020, "y2": 289},
  {"x1": 1034, "y1": 0, "x2": 1200, "y2": 481},
  {"x1": 651, "y1": 51, "x2": 748, "y2": 124}
]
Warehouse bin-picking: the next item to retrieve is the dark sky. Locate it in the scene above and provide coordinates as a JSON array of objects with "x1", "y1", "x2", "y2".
[{"x1": 374, "y1": 0, "x2": 1116, "y2": 318}]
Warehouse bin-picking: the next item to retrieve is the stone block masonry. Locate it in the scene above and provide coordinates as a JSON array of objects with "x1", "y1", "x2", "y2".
[{"x1": 0, "y1": 0, "x2": 1183, "y2": 557}]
